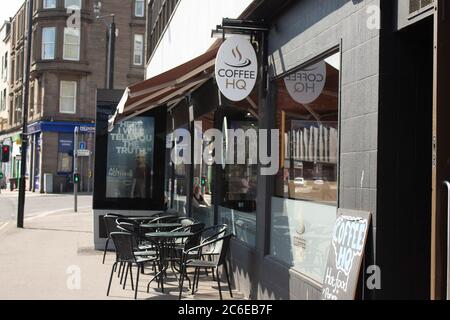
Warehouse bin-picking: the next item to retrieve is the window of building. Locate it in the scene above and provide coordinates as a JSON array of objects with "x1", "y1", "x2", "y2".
[
  {"x1": 133, "y1": 34, "x2": 144, "y2": 66},
  {"x1": 59, "y1": 81, "x2": 77, "y2": 114},
  {"x1": 65, "y1": 0, "x2": 81, "y2": 10},
  {"x1": 270, "y1": 51, "x2": 341, "y2": 282},
  {"x1": 43, "y1": 0, "x2": 57, "y2": 9},
  {"x1": 135, "y1": 0, "x2": 145, "y2": 17},
  {"x1": 42, "y1": 27, "x2": 56, "y2": 60},
  {"x1": 57, "y1": 133, "x2": 74, "y2": 173},
  {"x1": 3, "y1": 52, "x2": 8, "y2": 81},
  {"x1": 217, "y1": 111, "x2": 258, "y2": 247},
  {"x1": 106, "y1": 117, "x2": 156, "y2": 199},
  {"x1": 409, "y1": 0, "x2": 434, "y2": 14},
  {"x1": 63, "y1": 27, "x2": 80, "y2": 61}
]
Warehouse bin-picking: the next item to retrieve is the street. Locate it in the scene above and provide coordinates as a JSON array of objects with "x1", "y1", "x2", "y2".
[{"x1": 0, "y1": 192, "x2": 92, "y2": 223}]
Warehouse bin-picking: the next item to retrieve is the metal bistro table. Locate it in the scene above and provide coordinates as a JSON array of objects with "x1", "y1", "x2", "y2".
[
  {"x1": 145, "y1": 231, "x2": 193, "y2": 293},
  {"x1": 140, "y1": 223, "x2": 182, "y2": 231}
]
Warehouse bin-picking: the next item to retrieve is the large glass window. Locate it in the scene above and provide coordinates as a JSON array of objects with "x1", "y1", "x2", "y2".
[
  {"x1": 270, "y1": 51, "x2": 340, "y2": 282},
  {"x1": 59, "y1": 81, "x2": 77, "y2": 114},
  {"x1": 41, "y1": 27, "x2": 55, "y2": 60},
  {"x1": 218, "y1": 109, "x2": 258, "y2": 247},
  {"x1": 192, "y1": 113, "x2": 215, "y2": 227},
  {"x1": 106, "y1": 117, "x2": 155, "y2": 199},
  {"x1": 63, "y1": 27, "x2": 80, "y2": 61}
]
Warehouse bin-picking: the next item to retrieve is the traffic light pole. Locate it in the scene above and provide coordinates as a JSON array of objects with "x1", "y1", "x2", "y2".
[
  {"x1": 74, "y1": 126, "x2": 79, "y2": 213},
  {"x1": 17, "y1": 0, "x2": 34, "y2": 229}
]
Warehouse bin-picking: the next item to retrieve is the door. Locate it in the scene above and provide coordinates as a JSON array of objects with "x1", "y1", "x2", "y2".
[{"x1": 431, "y1": 0, "x2": 450, "y2": 300}]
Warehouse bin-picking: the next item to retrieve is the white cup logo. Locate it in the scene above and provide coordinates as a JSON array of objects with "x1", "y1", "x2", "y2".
[
  {"x1": 284, "y1": 61, "x2": 327, "y2": 105},
  {"x1": 215, "y1": 36, "x2": 258, "y2": 102}
]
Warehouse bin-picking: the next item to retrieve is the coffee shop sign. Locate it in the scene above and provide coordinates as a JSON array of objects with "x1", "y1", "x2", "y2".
[{"x1": 215, "y1": 36, "x2": 258, "y2": 102}]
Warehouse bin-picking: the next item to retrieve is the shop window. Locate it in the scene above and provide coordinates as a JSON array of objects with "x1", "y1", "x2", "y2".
[
  {"x1": 41, "y1": 27, "x2": 55, "y2": 60},
  {"x1": 133, "y1": 34, "x2": 144, "y2": 66},
  {"x1": 105, "y1": 117, "x2": 155, "y2": 199},
  {"x1": 270, "y1": 51, "x2": 340, "y2": 282},
  {"x1": 192, "y1": 113, "x2": 215, "y2": 227},
  {"x1": 43, "y1": 0, "x2": 56, "y2": 9},
  {"x1": 63, "y1": 27, "x2": 80, "y2": 61},
  {"x1": 172, "y1": 125, "x2": 189, "y2": 214},
  {"x1": 218, "y1": 111, "x2": 258, "y2": 247},
  {"x1": 57, "y1": 133, "x2": 74, "y2": 173},
  {"x1": 59, "y1": 81, "x2": 77, "y2": 114},
  {"x1": 135, "y1": 0, "x2": 145, "y2": 17}
]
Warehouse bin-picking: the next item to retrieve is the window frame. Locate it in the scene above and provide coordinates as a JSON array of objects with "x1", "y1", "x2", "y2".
[
  {"x1": 133, "y1": 34, "x2": 144, "y2": 66},
  {"x1": 43, "y1": 0, "x2": 57, "y2": 9},
  {"x1": 59, "y1": 80, "x2": 77, "y2": 114},
  {"x1": 63, "y1": 27, "x2": 81, "y2": 61},
  {"x1": 135, "y1": 0, "x2": 145, "y2": 18},
  {"x1": 41, "y1": 27, "x2": 56, "y2": 60},
  {"x1": 65, "y1": 0, "x2": 82, "y2": 10}
]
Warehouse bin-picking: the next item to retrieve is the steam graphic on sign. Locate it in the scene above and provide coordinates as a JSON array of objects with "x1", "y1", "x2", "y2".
[{"x1": 225, "y1": 46, "x2": 252, "y2": 68}]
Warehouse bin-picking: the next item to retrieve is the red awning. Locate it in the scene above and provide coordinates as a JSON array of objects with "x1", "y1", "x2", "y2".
[{"x1": 110, "y1": 47, "x2": 219, "y2": 127}]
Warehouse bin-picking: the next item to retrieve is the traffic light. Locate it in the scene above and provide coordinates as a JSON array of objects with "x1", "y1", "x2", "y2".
[
  {"x1": 0, "y1": 171, "x2": 3, "y2": 179},
  {"x1": 73, "y1": 173, "x2": 80, "y2": 184},
  {"x1": 201, "y1": 176, "x2": 206, "y2": 187},
  {"x1": 1, "y1": 145, "x2": 10, "y2": 163}
]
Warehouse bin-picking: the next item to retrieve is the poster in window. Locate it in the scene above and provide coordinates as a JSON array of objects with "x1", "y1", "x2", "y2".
[{"x1": 106, "y1": 117, "x2": 155, "y2": 199}]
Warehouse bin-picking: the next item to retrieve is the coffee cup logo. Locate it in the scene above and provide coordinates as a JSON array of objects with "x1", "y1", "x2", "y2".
[{"x1": 215, "y1": 36, "x2": 258, "y2": 102}]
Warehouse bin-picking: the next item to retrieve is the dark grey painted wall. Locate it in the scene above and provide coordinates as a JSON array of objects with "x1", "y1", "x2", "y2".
[{"x1": 228, "y1": 0, "x2": 381, "y2": 300}]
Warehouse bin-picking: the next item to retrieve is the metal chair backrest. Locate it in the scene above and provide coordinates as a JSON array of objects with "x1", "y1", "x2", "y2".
[
  {"x1": 216, "y1": 233, "x2": 233, "y2": 267},
  {"x1": 184, "y1": 222, "x2": 205, "y2": 251},
  {"x1": 201, "y1": 225, "x2": 228, "y2": 254},
  {"x1": 110, "y1": 232, "x2": 136, "y2": 263},
  {"x1": 149, "y1": 215, "x2": 179, "y2": 224},
  {"x1": 104, "y1": 214, "x2": 123, "y2": 239}
]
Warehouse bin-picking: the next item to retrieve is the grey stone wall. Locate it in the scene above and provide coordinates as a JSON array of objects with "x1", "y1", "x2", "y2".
[{"x1": 231, "y1": 0, "x2": 381, "y2": 300}]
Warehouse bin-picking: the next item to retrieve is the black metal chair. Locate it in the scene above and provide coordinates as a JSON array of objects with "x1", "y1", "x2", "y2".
[
  {"x1": 107, "y1": 232, "x2": 155, "y2": 300},
  {"x1": 179, "y1": 233, "x2": 234, "y2": 300},
  {"x1": 102, "y1": 214, "x2": 125, "y2": 264}
]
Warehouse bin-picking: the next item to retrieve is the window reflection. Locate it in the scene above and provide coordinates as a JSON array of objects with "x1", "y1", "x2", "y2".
[{"x1": 270, "y1": 51, "x2": 340, "y2": 282}]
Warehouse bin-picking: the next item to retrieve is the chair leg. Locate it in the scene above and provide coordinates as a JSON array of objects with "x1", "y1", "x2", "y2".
[
  {"x1": 179, "y1": 265, "x2": 186, "y2": 300},
  {"x1": 117, "y1": 262, "x2": 123, "y2": 278},
  {"x1": 192, "y1": 267, "x2": 198, "y2": 295},
  {"x1": 134, "y1": 264, "x2": 141, "y2": 300},
  {"x1": 129, "y1": 263, "x2": 134, "y2": 291},
  {"x1": 102, "y1": 238, "x2": 109, "y2": 264},
  {"x1": 223, "y1": 263, "x2": 233, "y2": 298},
  {"x1": 120, "y1": 263, "x2": 125, "y2": 284},
  {"x1": 123, "y1": 263, "x2": 129, "y2": 290},
  {"x1": 216, "y1": 268, "x2": 223, "y2": 300},
  {"x1": 107, "y1": 262, "x2": 117, "y2": 296}
]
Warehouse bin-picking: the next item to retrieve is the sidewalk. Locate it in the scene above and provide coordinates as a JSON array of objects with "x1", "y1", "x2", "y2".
[{"x1": 0, "y1": 208, "x2": 243, "y2": 300}]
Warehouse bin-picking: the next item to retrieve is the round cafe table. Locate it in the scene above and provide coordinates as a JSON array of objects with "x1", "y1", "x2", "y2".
[
  {"x1": 145, "y1": 231, "x2": 193, "y2": 293},
  {"x1": 140, "y1": 223, "x2": 182, "y2": 231}
]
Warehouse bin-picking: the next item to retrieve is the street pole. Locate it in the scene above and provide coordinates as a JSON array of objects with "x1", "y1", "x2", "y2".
[
  {"x1": 74, "y1": 126, "x2": 79, "y2": 213},
  {"x1": 17, "y1": 0, "x2": 34, "y2": 229},
  {"x1": 106, "y1": 16, "x2": 116, "y2": 90}
]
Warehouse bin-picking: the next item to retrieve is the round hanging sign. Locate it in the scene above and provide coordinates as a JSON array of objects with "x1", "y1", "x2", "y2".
[
  {"x1": 215, "y1": 36, "x2": 258, "y2": 102},
  {"x1": 284, "y1": 61, "x2": 327, "y2": 104}
]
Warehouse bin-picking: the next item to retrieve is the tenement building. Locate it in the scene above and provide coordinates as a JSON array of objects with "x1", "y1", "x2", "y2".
[{"x1": 0, "y1": 0, "x2": 146, "y2": 193}]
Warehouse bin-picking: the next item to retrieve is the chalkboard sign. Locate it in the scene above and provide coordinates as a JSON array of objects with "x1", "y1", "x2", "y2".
[{"x1": 321, "y1": 209, "x2": 372, "y2": 300}]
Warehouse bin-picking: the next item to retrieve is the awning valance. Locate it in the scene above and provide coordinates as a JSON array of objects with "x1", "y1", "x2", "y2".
[{"x1": 109, "y1": 47, "x2": 219, "y2": 129}]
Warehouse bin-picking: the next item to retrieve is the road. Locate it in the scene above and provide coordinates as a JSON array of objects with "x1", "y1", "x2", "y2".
[{"x1": 0, "y1": 192, "x2": 92, "y2": 223}]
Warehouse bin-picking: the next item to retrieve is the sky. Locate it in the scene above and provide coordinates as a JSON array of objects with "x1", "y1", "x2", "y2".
[{"x1": 0, "y1": 0, "x2": 25, "y2": 25}]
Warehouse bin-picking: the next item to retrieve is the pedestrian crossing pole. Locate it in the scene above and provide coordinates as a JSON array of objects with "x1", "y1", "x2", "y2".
[{"x1": 74, "y1": 126, "x2": 79, "y2": 213}]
